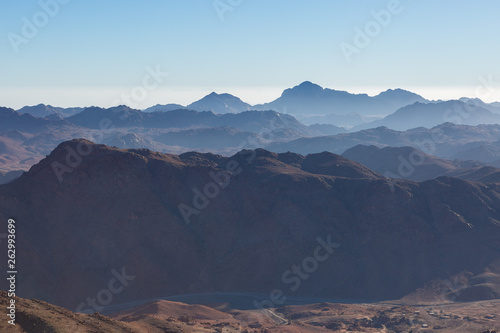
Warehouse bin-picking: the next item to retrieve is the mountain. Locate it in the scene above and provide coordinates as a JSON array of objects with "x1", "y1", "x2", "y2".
[
  {"x1": 210, "y1": 110, "x2": 317, "y2": 136},
  {"x1": 309, "y1": 123, "x2": 348, "y2": 136},
  {"x1": 451, "y1": 141, "x2": 500, "y2": 165},
  {"x1": 374, "y1": 88, "x2": 428, "y2": 109},
  {"x1": 112, "y1": 300, "x2": 234, "y2": 321},
  {"x1": 254, "y1": 81, "x2": 428, "y2": 117},
  {"x1": 17, "y1": 104, "x2": 84, "y2": 118},
  {"x1": 0, "y1": 106, "x2": 319, "y2": 172},
  {"x1": 459, "y1": 97, "x2": 500, "y2": 113},
  {"x1": 298, "y1": 112, "x2": 382, "y2": 127},
  {"x1": 0, "y1": 291, "x2": 194, "y2": 332},
  {"x1": 187, "y1": 92, "x2": 252, "y2": 114},
  {"x1": 66, "y1": 107, "x2": 317, "y2": 138},
  {"x1": 342, "y1": 145, "x2": 484, "y2": 181},
  {"x1": 0, "y1": 107, "x2": 58, "y2": 133},
  {"x1": 66, "y1": 105, "x2": 145, "y2": 128},
  {"x1": 143, "y1": 103, "x2": 186, "y2": 112},
  {"x1": 0, "y1": 133, "x2": 48, "y2": 171},
  {"x1": 2, "y1": 139, "x2": 500, "y2": 311},
  {"x1": 267, "y1": 123, "x2": 500, "y2": 158},
  {"x1": 104, "y1": 133, "x2": 169, "y2": 152},
  {"x1": 0, "y1": 124, "x2": 97, "y2": 172},
  {"x1": 155, "y1": 126, "x2": 260, "y2": 149},
  {"x1": 444, "y1": 165, "x2": 500, "y2": 183},
  {"x1": 354, "y1": 100, "x2": 500, "y2": 131}
]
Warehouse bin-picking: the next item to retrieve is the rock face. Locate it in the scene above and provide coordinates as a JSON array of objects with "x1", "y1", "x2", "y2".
[{"x1": 1, "y1": 139, "x2": 500, "y2": 311}]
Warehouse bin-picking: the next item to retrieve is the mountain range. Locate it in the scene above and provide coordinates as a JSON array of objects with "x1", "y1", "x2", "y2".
[
  {"x1": 4, "y1": 106, "x2": 500, "y2": 184},
  {"x1": 11, "y1": 82, "x2": 500, "y2": 131},
  {"x1": 254, "y1": 81, "x2": 428, "y2": 117},
  {"x1": 141, "y1": 82, "x2": 430, "y2": 127},
  {"x1": 0, "y1": 106, "x2": 318, "y2": 175},
  {"x1": 342, "y1": 145, "x2": 488, "y2": 182},
  {"x1": 353, "y1": 100, "x2": 500, "y2": 131},
  {"x1": 17, "y1": 104, "x2": 84, "y2": 118},
  {"x1": 1, "y1": 140, "x2": 500, "y2": 311},
  {"x1": 267, "y1": 122, "x2": 500, "y2": 160},
  {"x1": 2, "y1": 82, "x2": 500, "y2": 184}
]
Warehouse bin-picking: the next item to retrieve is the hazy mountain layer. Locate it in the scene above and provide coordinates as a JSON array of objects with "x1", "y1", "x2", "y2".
[
  {"x1": 342, "y1": 145, "x2": 485, "y2": 181},
  {"x1": 267, "y1": 123, "x2": 500, "y2": 158},
  {"x1": 354, "y1": 100, "x2": 500, "y2": 131}
]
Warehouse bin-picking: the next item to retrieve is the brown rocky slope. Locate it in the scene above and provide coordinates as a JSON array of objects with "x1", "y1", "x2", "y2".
[{"x1": 0, "y1": 139, "x2": 500, "y2": 311}]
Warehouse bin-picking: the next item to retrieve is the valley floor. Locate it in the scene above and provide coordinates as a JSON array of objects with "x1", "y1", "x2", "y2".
[{"x1": 2, "y1": 291, "x2": 498, "y2": 333}]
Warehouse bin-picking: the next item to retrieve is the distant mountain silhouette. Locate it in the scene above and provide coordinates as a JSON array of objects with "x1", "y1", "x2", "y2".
[
  {"x1": 143, "y1": 103, "x2": 186, "y2": 112},
  {"x1": 459, "y1": 97, "x2": 500, "y2": 113},
  {"x1": 298, "y1": 112, "x2": 379, "y2": 127},
  {"x1": 0, "y1": 107, "x2": 60, "y2": 132},
  {"x1": 66, "y1": 107, "x2": 317, "y2": 138},
  {"x1": 374, "y1": 88, "x2": 428, "y2": 109},
  {"x1": 187, "y1": 92, "x2": 252, "y2": 114},
  {"x1": 451, "y1": 140, "x2": 500, "y2": 167},
  {"x1": 342, "y1": 145, "x2": 484, "y2": 181},
  {"x1": 254, "y1": 81, "x2": 428, "y2": 117},
  {"x1": 354, "y1": 100, "x2": 500, "y2": 131},
  {"x1": 156, "y1": 126, "x2": 259, "y2": 149},
  {"x1": 309, "y1": 123, "x2": 347, "y2": 135},
  {"x1": 444, "y1": 165, "x2": 500, "y2": 183},
  {"x1": 104, "y1": 133, "x2": 168, "y2": 151},
  {"x1": 0, "y1": 106, "x2": 322, "y2": 172},
  {"x1": 17, "y1": 104, "x2": 84, "y2": 118},
  {"x1": 267, "y1": 123, "x2": 500, "y2": 158},
  {"x1": 66, "y1": 105, "x2": 145, "y2": 128}
]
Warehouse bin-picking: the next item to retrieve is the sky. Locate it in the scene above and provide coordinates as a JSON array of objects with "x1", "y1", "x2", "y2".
[{"x1": 1, "y1": 0, "x2": 500, "y2": 109}]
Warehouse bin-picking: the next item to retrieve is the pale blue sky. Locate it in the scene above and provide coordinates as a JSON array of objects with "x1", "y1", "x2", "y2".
[{"x1": 1, "y1": 0, "x2": 499, "y2": 108}]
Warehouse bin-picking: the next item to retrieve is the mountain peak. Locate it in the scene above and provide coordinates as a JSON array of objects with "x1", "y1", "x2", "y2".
[
  {"x1": 298, "y1": 80, "x2": 323, "y2": 89},
  {"x1": 375, "y1": 88, "x2": 426, "y2": 102},
  {"x1": 290, "y1": 81, "x2": 324, "y2": 93},
  {"x1": 187, "y1": 92, "x2": 252, "y2": 114}
]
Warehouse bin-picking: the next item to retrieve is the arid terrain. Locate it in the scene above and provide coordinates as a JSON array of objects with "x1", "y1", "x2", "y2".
[
  {"x1": 2, "y1": 291, "x2": 498, "y2": 332},
  {"x1": 3, "y1": 1, "x2": 500, "y2": 331}
]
